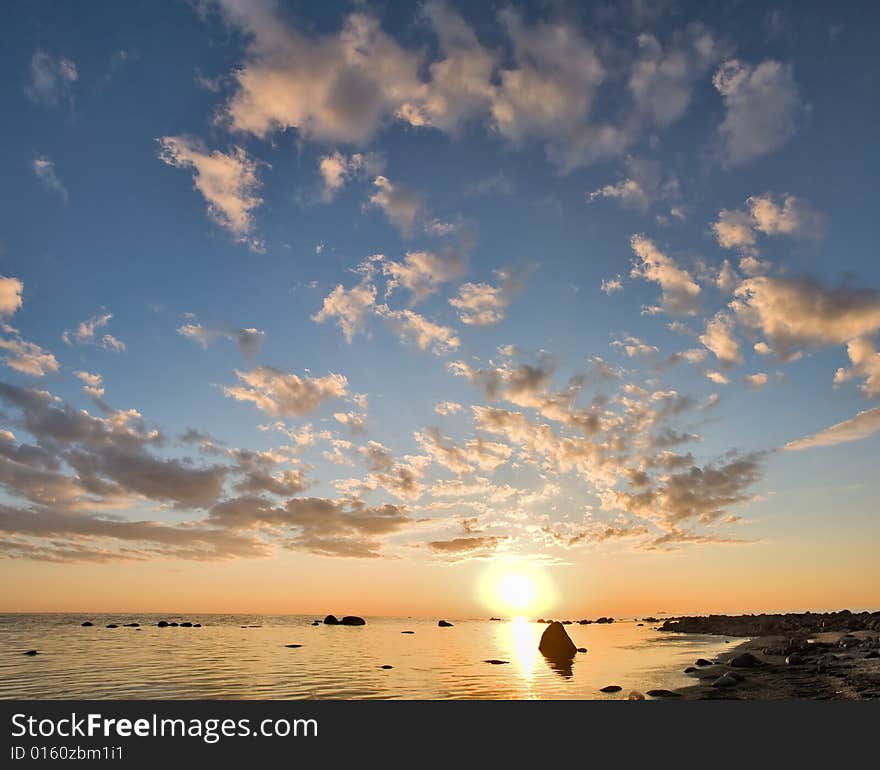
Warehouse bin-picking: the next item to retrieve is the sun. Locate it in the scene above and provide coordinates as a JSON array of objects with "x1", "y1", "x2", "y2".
[{"x1": 478, "y1": 561, "x2": 556, "y2": 617}]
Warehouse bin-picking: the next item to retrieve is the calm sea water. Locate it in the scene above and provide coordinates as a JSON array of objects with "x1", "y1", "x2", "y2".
[{"x1": 0, "y1": 614, "x2": 736, "y2": 699}]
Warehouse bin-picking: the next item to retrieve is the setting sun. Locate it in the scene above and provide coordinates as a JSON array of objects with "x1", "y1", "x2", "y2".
[{"x1": 479, "y1": 562, "x2": 556, "y2": 616}]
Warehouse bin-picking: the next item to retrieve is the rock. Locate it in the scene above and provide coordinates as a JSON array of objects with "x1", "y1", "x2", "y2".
[
  {"x1": 562, "y1": 620, "x2": 572, "y2": 625},
  {"x1": 284, "y1": 644, "x2": 302, "y2": 648},
  {"x1": 695, "y1": 658, "x2": 714, "y2": 666},
  {"x1": 538, "y1": 621, "x2": 577, "y2": 659},
  {"x1": 642, "y1": 617, "x2": 659, "y2": 623},
  {"x1": 684, "y1": 666, "x2": 698, "y2": 673},
  {"x1": 311, "y1": 621, "x2": 320, "y2": 626},
  {"x1": 169, "y1": 622, "x2": 179, "y2": 627},
  {"x1": 81, "y1": 621, "x2": 94, "y2": 627},
  {"x1": 490, "y1": 617, "x2": 502, "y2": 621},
  {"x1": 577, "y1": 647, "x2": 588, "y2": 653},
  {"x1": 646, "y1": 689, "x2": 681, "y2": 698},
  {"x1": 123, "y1": 623, "x2": 139, "y2": 627},
  {"x1": 865, "y1": 650, "x2": 880, "y2": 659},
  {"x1": 484, "y1": 659, "x2": 510, "y2": 665},
  {"x1": 157, "y1": 621, "x2": 169, "y2": 627},
  {"x1": 401, "y1": 631, "x2": 415, "y2": 634},
  {"x1": 600, "y1": 685, "x2": 622, "y2": 693},
  {"x1": 340, "y1": 616, "x2": 366, "y2": 626},
  {"x1": 637, "y1": 623, "x2": 644, "y2": 626},
  {"x1": 380, "y1": 665, "x2": 393, "y2": 670},
  {"x1": 578, "y1": 619, "x2": 592, "y2": 625},
  {"x1": 438, "y1": 620, "x2": 454, "y2": 627},
  {"x1": 106, "y1": 624, "x2": 118, "y2": 628},
  {"x1": 730, "y1": 652, "x2": 762, "y2": 668},
  {"x1": 193, "y1": 624, "x2": 201, "y2": 628},
  {"x1": 712, "y1": 674, "x2": 739, "y2": 688},
  {"x1": 785, "y1": 653, "x2": 804, "y2": 665},
  {"x1": 179, "y1": 622, "x2": 192, "y2": 628},
  {"x1": 323, "y1": 615, "x2": 340, "y2": 625},
  {"x1": 628, "y1": 691, "x2": 645, "y2": 700},
  {"x1": 595, "y1": 617, "x2": 610, "y2": 624},
  {"x1": 23, "y1": 650, "x2": 39, "y2": 656}
]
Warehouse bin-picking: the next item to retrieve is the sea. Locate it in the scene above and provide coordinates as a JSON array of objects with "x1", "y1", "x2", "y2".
[{"x1": 0, "y1": 613, "x2": 738, "y2": 699}]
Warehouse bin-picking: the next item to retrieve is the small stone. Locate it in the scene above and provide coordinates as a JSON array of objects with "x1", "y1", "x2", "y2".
[
  {"x1": 401, "y1": 631, "x2": 415, "y2": 634},
  {"x1": 695, "y1": 658, "x2": 713, "y2": 667},
  {"x1": 23, "y1": 650, "x2": 39, "y2": 656},
  {"x1": 438, "y1": 620, "x2": 454, "y2": 627},
  {"x1": 646, "y1": 689, "x2": 681, "y2": 698},
  {"x1": 600, "y1": 685, "x2": 622, "y2": 693},
  {"x1": 106, "y1": 624, "x2": 118, "y2": 628},
  {"x1": 577, "y1": 647, "x2": 588, "y2": 653},
  {"x1": 785, "y1": 653, "x2": 804, "y2": 665},
  {"x1": 81, "y1": 621, "x2": 93, "y2": 627},
  {"x1": 628, "y1": 690, "x2": 645, "y2": 700},
  {"x1": 284, "y1": 644, "x2": 302, "y2": 648},
  {"x1": 484, "y1": 659, "x2": 509, "y2": 665},
  {"x1": 712, "y1": 674, "x2": 739, "y2": 688},
  {"x1": 380, "y1": 665, "x2": 393, "y2": 670}
]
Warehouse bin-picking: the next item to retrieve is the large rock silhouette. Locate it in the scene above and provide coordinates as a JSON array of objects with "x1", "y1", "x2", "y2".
[{"x1": 539, "y1": 621, "x2": 577, "y2": 659}]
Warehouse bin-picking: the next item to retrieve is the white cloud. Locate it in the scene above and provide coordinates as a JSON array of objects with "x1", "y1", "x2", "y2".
[
  {"x1": 705, "y1": 370, "x2": 730, "y2": 385},
  {"x1": 744, "y1": 372, "x2": 768, "y2": 388},
  {"x1": 699, "y1": 311, "x2": 742, "y2": 365},
  {"x1": 435, "y1": 401, "x2": 463, "y2": 416},
  {"x1": 312, "y1": 275, "x2": 378, "y2": 342},
  {"x1": 0, "y1": 277, "x2": 24, "y2": 317},
  {"x1": 74, "y1": 370, "x2": 104, "y2": 398},
  {"x1": 32, "y1": 156, "x2": 68, "y2": 203},
  {"x1": 368, "y1": 176, "x2": 424, "y2": 236},
  {"x1": 382, "y1": 249, "x2": 466, "y2": 302},
  {"x1": 588, "y1": 155, "x2": 680, "y2": 213},
  {"x1": 223, "y1": 366, "x2": 348, "y2": 417},
  {"x1": 377, "y1": 307, "x2": 460, "y2": 356},
  {"x1": 713, "y1": 58, "x2": 803, "y2": 166},
  {"x1": 601, "y1": 276, "x2": 623, "y2": 295},
  {"x1": 62, "y1": 313, "x2": 126, "y2": 352},
  {"x1": 449, "y1": 267, "x2": 523, "y2": 326},
  {"x1": 157, "y1": 136, "x2": 263, "y2": 247},
  {"x1": 0, "y1": 336, "x2": 59, "y2": 377},
  {"x1": 26, "y1": 50, "x2": 77, "y2": 106},
  {"x1": 630, "y1": 235, "x2": 701, "y2": 315},
  {"x1": 178, "y1": 319, "x2": 266, "y2": 358},
  {"x1": 318, "y1": 151, "x2": 383, "y2": 201},
  {"x1": 713, "y1": 193, "x2": 825, "y2": 249},
  {"x1": 834, "y1": 336, "x2": 880, "y2": 397},
  {"x1": 785, "y1": 406, "x2": 880, "y2": 451}
]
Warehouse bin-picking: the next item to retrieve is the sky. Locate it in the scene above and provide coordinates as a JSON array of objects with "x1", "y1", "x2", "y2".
[{"x1": 0, "y1": 0, "x2": 878, "y2": 618}]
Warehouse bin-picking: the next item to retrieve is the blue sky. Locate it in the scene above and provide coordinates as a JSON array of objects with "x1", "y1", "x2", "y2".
[{"x1": 0, "y1": 0, "x2": 878, "y2": 613}]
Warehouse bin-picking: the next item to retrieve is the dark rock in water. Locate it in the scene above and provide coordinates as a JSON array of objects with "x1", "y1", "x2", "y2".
[
  {"x1": 341, "y1": 616, "x2": 366, "y2": 626},
  {"x1": 536, "y1": 618, "x2": 546, "y2": 623},
  {"x1": 642, "y1": 617, "x2": 659, "y2": 623},
  {"x1": 577, "y1": 647, "x2": 588, "y2": 653},
  {"x1": 695, "y1": 658, "x2": 713, "y2": 666},
  {"x1": 490, "y1": 617, "x2": 502, "y2": 621},
  {"x1": 600, "y1": 685, "x2": 622, "y2": 693},
  {"x1": 438, "y1": 620, "x2": 454, "y2": 627},
  {"x1": 595, "y1": 616, "x2": 615, "y2": 624},
  {"x1": 248, "y1": 625, "x2": 261, "y2": 628},
  {"x1": 23, "y1": 650, "x2": 39, "y2": 656},
  {"x1": 538, "y1": 621, "x2": 577, "y2": 659},
  {"x1": 684, "y1": 666, "x2": 698, "y2": 673},
  {"x1": 730, "y1": 652, "x2": 761, "y2": 668},
  {"x1": 578, "y1": 619, "x2": 592, "y2": 625},
  {"x1": 169, "y1": 622, "x2": 179, "y2": 627},
  {"x1": 562, "y1": 620, "x2": 572, "y2": 625},
  {"x1": 157, "y1": 621, "x2": 169, "y2": 627},
  {"x1": 106, "y1": 624, "x2": 118, "y2": 628},
  {"x1": 179, "y1": 622, "x2": 193, "y2": 628},
  {"x1": 311, "y1": 621, "x2": 320, "y2": 626},
  {"x1": 81, "y1": 621, "x2": 94, "y2": 627},
  {"x1": 865, "y1": 650, "x2": 880, "y2": 659},
  {"x1": 785, "y1": 653, "x2": 804, "y2": 665},
  {"x1": 380, "y1": 665, "x2": 393, "y2": 670},
  {"x1": 193, "y1": 624, "x2": 201, "y2": 628},
  {"x1": 637, "y1": 623, "x2": 644, "y2": 626},
  {"x1": 323, "y1": 615, "x2": 340, "y2": 625},
  {"x1": 484, "y1": 659, "x2": 509, "y2": 665},
  {"x1": 401, "y1": 631, "x2": 415, "y2": 634},
  {"x1": 284, "y1": 644, "x2": 302, "y2": 648},
  {"x1": 123, "y1": 623, "x2": 139, "y2": 627},
  {"x1": 646, "y1": 689, "x2": 681, "y2": 698},
  {"x1": 712, "y1": 674, "x2": 739, "y2": 688},
  {"x1": 628, "y1": 691, "x2": 645, "y2": 700}
]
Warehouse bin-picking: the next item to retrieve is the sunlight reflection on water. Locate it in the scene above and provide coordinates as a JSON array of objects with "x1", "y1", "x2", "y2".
[{"x1": 0, "y1": 614, "x2": 735, "y2": 700}]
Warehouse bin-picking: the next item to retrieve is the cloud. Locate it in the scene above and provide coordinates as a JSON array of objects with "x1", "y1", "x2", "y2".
[
  {"x1": 435, "y1": 401, "x2": 462, "y2": 416},
  {"x1": 157, "y1": 135, "x2": 264, "y2": 247},
  {"x1": 784, "y1": 406, "x2": 880, "y2": 451},
  {"x1": 744, "y1": 372, "x2": 768, "y2": 388},
  {"x1": 0, "y1": 277, "x2": 24, "y2": 317},
  {"x1": 26, "y1": 50, "x2": 77, "y2": 106},
  {"x1": 381, "y1": 249, "x2": 466, "y2": 303},
  {"x1": 318, "y1": 150, "x2": 383, "y2": 201},
  {"x1": 630, "y1": 235, "x2": 701, "y2": 315},
  {"x1": 449, "y1": 267, "x2": 523, "y2": 325},
  {"x1": 611, "y1": 335, "x2": 658, "y2": 358},
  {"x1": 223, "y1": 366, "x2": 348, "y2": 417},
  {"x1": 588, "y1": 155, "x2": 680, "y2": 213},
  {"x1": 178, "y1": 319, "x2": 266, "y2": 357},
  {"x1": 427, "y1": 536, "x2": 500, "y2": 554},
  {"x1": 699, "y1": 312, "x2": 742, "y2": 366},
  {"x1": 834, "y1": 336, "x2": 880, "y2": 397},
  {"x1": 32, "y1": 157, "x2": 68, "y2": 204},
  {"x1": 601, "y1": 276, "x2": 623, "y2": 295},
  {"x1": 713, "y1": 58, "x2": 803, "y2": 166},
  {"x1": 74, "y1": 371, "x2": 104, "y2": 399},
  {"x1": 368, "y1": 176, "x2": 424, "y2": 236},
  {"x1": 377, "y1": 307, "x2": 460, "y2": 356},
  {"x1": 713, "y1": 193, "x2": 826, "y2": 249},
  {"x1": 0, "y1": 336, "x2": 59, "y2": 377},
  {"x1": 62, "y1": 312, "x2": 126, "y2": 352},
  {"x1": 463, "y1": 172, "x2": 515, "y2": 197},
  {"x1": 312, "y1": 273, "x2": 378, "y2": 342}
]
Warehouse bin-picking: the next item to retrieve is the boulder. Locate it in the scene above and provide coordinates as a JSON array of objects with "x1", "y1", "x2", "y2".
[
  {"x1": 695, "y1": 658, "x2": 713, "y2": 667},
  {"x1": 438, "y1": 620, "x2": 454, "y2": 627},
  {"x1": 712, "y1": 674, "x2": 739, "y2": 688},
  {"x1": 169, "y1": 622, "x2": 179, "y2": 627},
  {"x1": 684, "y1": 666, "x2": 698, "y2": 673},
  {"x1": 106, "y1": 624, "x2": 118, "y2": 628},
  {"x1": 81, "y1": 621, "x2": 93, "y2": 627},
  {"x1": 646, "y1": 689, "x2": 681, "y2": 698},
  {"x1": 600, "y1": 685, "x2": 622, "y2": 693},
  {"x1": 193, "y1": 624, "x2": 202, "y2": 628},
  {"x1": 340, "y1": 616, "x2": 366, "y2": 626},
  {"x1": 578, "y1": 619, "x2": 592, "y2": 625},
  {"x1": 157, "y1": 621, "x2": 169, "y2": 627},
  {"x1": 179, "y1": 622, "x2": 192, "y2": 628},
  {"x1": 538, "y1": 621, "x2": 577, "y2": 659},
  {"x1": 323, "y1": 615, "x2": 340, "y2": 625},
  {"x1": 730, "y1": 652, "x2": 761, "y2": 668},
  {"x1": 785, "y1": 653, "x2": 804, "y2": 665}
]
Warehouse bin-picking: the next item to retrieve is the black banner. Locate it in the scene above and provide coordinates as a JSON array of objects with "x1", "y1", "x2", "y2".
[{"x1": 1, "y1": 700, "x2": 877, "y2": 763}]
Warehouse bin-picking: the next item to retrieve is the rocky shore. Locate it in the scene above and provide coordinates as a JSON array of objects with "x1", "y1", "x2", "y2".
[{"x1": 658, "y1": 611, "x2": 880, "y2": 699}]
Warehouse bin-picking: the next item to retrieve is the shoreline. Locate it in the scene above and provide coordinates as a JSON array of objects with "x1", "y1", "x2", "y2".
[{"x1": 657, "y1": 612, "x2": 880, "y2": 700}]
